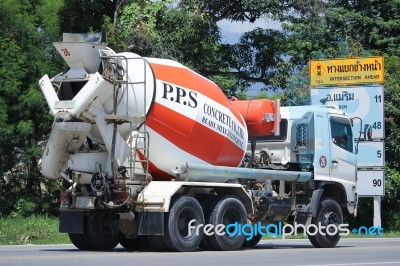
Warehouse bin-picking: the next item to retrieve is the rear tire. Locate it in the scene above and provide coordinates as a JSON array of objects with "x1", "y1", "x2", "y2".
[
  {"x1": 203, "y1": 195, "x2": 247, "y2": 251},
  {"x1": 68, "y1": 232, "x2": 96, "y2": 250},
  {"x1": 162, "y1": 195, "x2": 204, "y2": 252},
  {"x1": 68, "y1": 215, "x2": 96, "y2": 250},
  {"x1": 308, "y1": 198, "x2": 343, "y2": 248},
  {"x1": 87, "y1": 212, "x2": 121, "y2": 250}
]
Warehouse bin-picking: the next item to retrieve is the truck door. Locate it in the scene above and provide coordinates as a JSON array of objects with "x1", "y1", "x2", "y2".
[{"x1": 329, "y1": 115, "x2": 357, "y2": 185}]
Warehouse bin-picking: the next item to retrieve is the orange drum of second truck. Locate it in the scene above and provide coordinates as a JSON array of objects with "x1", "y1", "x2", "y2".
[
  {"x1": 143, "y1": 58, "x2": 248, "y2": 180},
  {"x1": 230, "y1": 98, "x2": 279, "y2": 137}
]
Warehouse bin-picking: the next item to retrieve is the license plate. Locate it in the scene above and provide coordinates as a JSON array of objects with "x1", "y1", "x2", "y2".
[{"x1": 76, "y1": 196, "x2": 95, "y2": 209}]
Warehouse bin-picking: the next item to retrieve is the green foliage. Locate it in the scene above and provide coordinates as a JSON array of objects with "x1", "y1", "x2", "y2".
[
  {"x1": 381, "y1": 168, "x2": 400, "y2": 231},
  {"x1": 375, "y1": 53, "x2": 400, "y2": 229},
  {"x1": 235, "y1": 92, "x2": 249, "y2": 100},
  {"x1": 383, "y1": 55, "x2": 400, "y2": 169},
  {"x1": 156, "y1": 7, "x2": 222, "y2": 72},
  {"x1": 106, "y1": 0, "x2": 225, "y2": 72},
  {"x1": 180, "y1": 0, "x2": 284, "y2": 22},
  {"x1": 285, "y1": 68, "x2": 310, "y2": 106},
  {"x1": 323, "y1": 1, "x2": 400, "y2": 55},
  {"x1": 105, "y1": 0, "x2": 175, "y2": 54},
  {"x1": 0, "y1": 0, "x2": 62, "y2": 217},
  {"x1": 223, "y1": 28, "x2": 290, "y2": 91},
  {"x1": 58, "y1": 0, "x2": 115, "y2": 33},
  {"x1": 104, "y1": 0, "x2": 240, "y2": 96},
  {"x1": 346, "y1": 197, "x2": 374, "y2": 230},
  {"x1": 253, "y1": 91, "x2": 269, "y2": 99},
  {"x1": 209, "y1": 75, "x2": 244, "y2": 98},
  {"x1": 11, "y1": 199, "x2": 38, "y2": 218}
]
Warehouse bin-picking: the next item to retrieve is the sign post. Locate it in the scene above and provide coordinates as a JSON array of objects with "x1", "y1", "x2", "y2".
[{"x1": 310, "y1": 56, "x2": 385, "y2": 227}]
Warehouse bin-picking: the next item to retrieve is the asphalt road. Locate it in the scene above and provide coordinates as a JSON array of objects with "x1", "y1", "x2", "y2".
[{"x1": 1, "y1": 238, "x2": 400, "y2": 266}]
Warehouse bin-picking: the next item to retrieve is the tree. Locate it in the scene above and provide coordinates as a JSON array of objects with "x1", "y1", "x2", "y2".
[
  {"x1": 179, "y1": 0, "x2": 286, "y2": 22},
  {"x1": 103, "y1": 0, "x2": 245, "y2": 95},
  {"x1": 179, "y1": 0, "x2": 295, "y2": 93},
  {"x1": 220, "y1": 28, "x2": 292, "y2": 92},
  {"x1": 0, "y1": 0, "x2": 63, "y2": 216},
  {"x1": 380, "y1": 55, "x2": 400, "y2": 231},
  {"x1": 58, "y1": 0, "x2": 116, "y2": 33}
]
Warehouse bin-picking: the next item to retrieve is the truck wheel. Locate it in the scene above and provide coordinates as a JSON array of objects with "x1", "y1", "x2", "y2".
[
  {"x1": 242, "y1": 233, "x2": 262, "y2": 247},
  {"x1": 308, "y1": 198, "x2": 343, "y2": 248},
  {"x1": 87, "y1": 212, "x2": 120, "y2": 250},
  {"x1": 205, "y1": 195, "x2": 247, "y2": 251},
  {"x1": 162, "y1": 195, "x2": 204, "y2": 252},
  {"x1": 68, "y1": 232, "x2": 96, "y2": 250},
  {"x1": 68, "y1": 215, "x2": 96, "y2": 250}
]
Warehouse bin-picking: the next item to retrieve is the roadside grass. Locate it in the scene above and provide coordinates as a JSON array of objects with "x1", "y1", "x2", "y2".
[{"x1": 0, "y1": 215, "x2": 69, "y2": 245}]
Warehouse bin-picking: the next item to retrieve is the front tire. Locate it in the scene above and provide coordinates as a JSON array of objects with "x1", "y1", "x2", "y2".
[{"x1": 308, "y1": 198, "x2": 343, "y2": 248}]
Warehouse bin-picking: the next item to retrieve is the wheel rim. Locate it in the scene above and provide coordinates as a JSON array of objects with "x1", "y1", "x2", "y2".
[
  {"x1": 177, "y1": 208, "x2": 197, "y2": 240},
  {"x1": 222, "y1": 207, "x2": 241, "y2": 236},
  {"x1": 323, "y1": 210, "x2": 339, "y2": 234}
]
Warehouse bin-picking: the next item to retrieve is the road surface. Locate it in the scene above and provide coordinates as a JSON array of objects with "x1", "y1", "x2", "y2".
[{"x1": 0, "y1": 238, "x2": 399, "y2": 266}]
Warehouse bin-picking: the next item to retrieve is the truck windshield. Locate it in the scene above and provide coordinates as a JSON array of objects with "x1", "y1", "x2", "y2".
[{"x1": 330, "y1": 116, "x2": 353, "y2": 153}]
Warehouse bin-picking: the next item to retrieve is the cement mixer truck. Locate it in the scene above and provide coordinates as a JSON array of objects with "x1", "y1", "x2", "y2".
[{"x1": 39, "y1": 32, "x2": 358, "y2": 252}]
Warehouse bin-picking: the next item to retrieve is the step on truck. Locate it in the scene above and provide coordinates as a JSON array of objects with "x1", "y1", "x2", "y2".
[{"x1": 39, "y1": 32, "x2": 358, "y2": 251}]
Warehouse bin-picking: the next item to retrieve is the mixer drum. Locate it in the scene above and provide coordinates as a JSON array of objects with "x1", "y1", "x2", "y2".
[{"x1": 140, "y1": 57, "x2": 249, "y2": 180}]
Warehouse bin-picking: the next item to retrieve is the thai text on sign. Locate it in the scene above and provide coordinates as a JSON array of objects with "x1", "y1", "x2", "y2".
[{"x1": 310, "y1": 56, "x2": 384, "y2": 86}]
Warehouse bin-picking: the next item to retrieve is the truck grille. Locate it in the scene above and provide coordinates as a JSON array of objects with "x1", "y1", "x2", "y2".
[{"x1": 296, "y1": 124, "x2": 308, "y2": 147}]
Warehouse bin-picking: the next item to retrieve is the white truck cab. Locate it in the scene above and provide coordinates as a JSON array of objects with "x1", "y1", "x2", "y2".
[{"x1": 251, "y1": 105, "x2": 357, "y2": 214}]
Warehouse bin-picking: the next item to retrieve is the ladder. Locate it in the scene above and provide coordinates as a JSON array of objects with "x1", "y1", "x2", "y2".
[
  {"x1": 129, "y1": 130, "x2": 150, "y2": 180},
  {"x1": 99, "y1": 50, "x2": 150, "y2": 181}
]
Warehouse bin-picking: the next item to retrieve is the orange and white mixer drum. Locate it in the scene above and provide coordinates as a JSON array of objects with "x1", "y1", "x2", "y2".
[{"x1": 143, "y1": 58, "x2": 248, "y2": 180}]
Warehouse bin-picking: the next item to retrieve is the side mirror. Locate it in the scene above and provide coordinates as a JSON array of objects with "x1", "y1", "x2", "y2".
[
  {"x1": 350, "y1": 117, "x2": 362, "y2": 155},
  {"x1": 364, "y1": 124, "x2": 373, "y2": 140}
]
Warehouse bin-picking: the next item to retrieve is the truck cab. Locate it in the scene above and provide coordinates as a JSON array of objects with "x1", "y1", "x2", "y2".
[{"x1": 251, "y1": 105, "x2": 357, "y2": 215}]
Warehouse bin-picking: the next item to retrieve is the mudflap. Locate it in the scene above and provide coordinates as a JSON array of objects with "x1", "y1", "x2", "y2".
[
  {"x1": 59, "y1": 210, "x2": 85, "y2": 234},
  {"x1": 138, "y1": 212, "x2": 164, "y2": 236}
]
